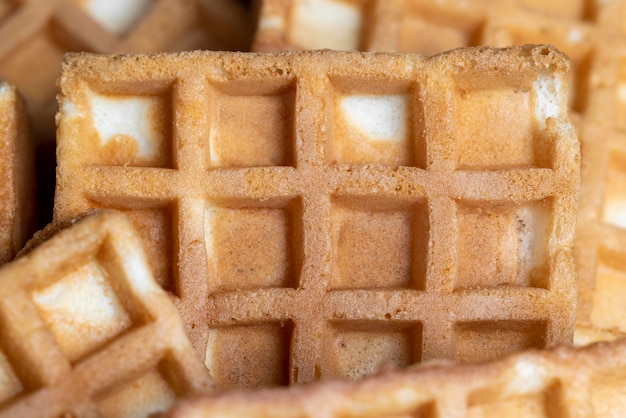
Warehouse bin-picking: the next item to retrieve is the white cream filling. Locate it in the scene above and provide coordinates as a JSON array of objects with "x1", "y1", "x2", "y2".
[
  {"x1": 340, "y1": 94, "x2": 409, "y2": 142},
  {"x1": 516, "y1": 204, "x2": 549, "y2": 277},
  {"x1": 618, "y1": 84, "x2": 626, "y2": 107},
  {"x1": 506, "y1": 358, "x2": 547, "y2": 393},
  {"x1": 258, "y1": 16, "x2": 285, "y2": 31},
  {"x1": 532, "y1": 74, "x2": 564, "y2": 130},
  {"x1": 33, "y1": 261, "x2": 131, "y2": 360},
  {"x1": 90, "y1": 92, "x2": 161, "y2": 161},
  {"x1": 290, "y1": 0, "x2": 362, "y2": 50},
  {"x1": 80, "y1": 0, "x2": 151, "y2": 35},
  {"x1": 603, "y1": 198, "x2": 626, "y2": 229}
]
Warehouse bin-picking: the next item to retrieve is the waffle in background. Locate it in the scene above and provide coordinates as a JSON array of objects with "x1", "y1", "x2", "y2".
[
  {"x1": 0, "y1": 0, "x2": 255, "y2": 230},
  {"x1": 252, "y1": 0, "x2": 626, "y2": 347},
  {"x1": 0, "y1": 82, "x2": 33, "y2": 265},
  {"x1": 0, "y1": 210, "x2": 213, "y2": 417},
  {"x1": 167, "y1": 337, "x2": 626, "y2": 418},
  {"x1": 0, "y1": 0, "x2": 254, "y2": 143},
  {"x1": 54, "y1": 45, "x2": 579, "y2": 389}
]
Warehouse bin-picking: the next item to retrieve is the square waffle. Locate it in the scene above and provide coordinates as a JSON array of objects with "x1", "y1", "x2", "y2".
[
  {"x1": 0, "y1": 210, "x2": 213, "y2": 417},
  {"x1": 54, "y1": 45, "x2": 579, "y2": 389},
  {"x1": 253, "y1": 0, "x2": 626, "y2": 346},
  {"x1": 167, "y1": 337, "x2": 626, "y2": 418},
  {"x1": 0, "y1": 0, "x2": 253, "y2": 142},
  {"x1": 0, "y1": 82, "x2": 33, "y2": 264}
]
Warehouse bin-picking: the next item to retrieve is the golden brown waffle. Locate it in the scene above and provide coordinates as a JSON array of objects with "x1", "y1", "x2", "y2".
[
  {"x1": 0, "y1": 0, "x2": 253, "y2": 142},
  {"x1": 0, "y1": 210, "x2": 213, "y2": 417},
  {"x1": 54, "y1": 46, "x2": 579, "y2": 389},
  {"x1": 0, "y1": 82, "x2": 33, "y2": 264},
  {"x1": 167, "y1": 337, "x2": 626, "y2": 418},
  {"x1": 253, "y1": 0, "x2": 626, "y2": 347}
]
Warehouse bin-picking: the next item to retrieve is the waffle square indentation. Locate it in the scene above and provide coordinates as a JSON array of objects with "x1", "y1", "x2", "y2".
[
  {"x1": 208, "y1": 80, "x2": 295, "y2": 168},
  {"x1": 590, "y1": 249, "x2": 626, "y2": 333},
  {"x1": 288, "y1": 0, "x2": 365, "y2": 50},
  {"x1": 399, "y1": 7, "x2": 483, "y2": 55},
  {"x1": 205, "y1": 322, "x2": 292, "y2": 389},
  {"x1": 322, "y1": 322, "x2": 421, "y2": 380},
  {"x1": 121, "y1": 207, "x2": 175, "y2": 293},
  {"x1": 454, "y1": 321, "x2": 546, "y2": 363},
  {"x1": 331, "y1": 199, "x2": 428, "y2": 290},
  {"x1": 96, "y1": 364, "x2": 177, "y2": 418},
  {"x1": 83, "y1": 88, "x2": 173, "y2": 168},
  {"x1": 601, "y1": 152, "x2": 626, "y2": 229},
  {"x1": 454, "y1": 72, "x2": 564, "y2": 170},
  {"x1": 330, "y1": 80, "x2": 421, "y2": 166},
  {"x1": 0, "y1": 349, "x2": 22, "y2": 404},
  {"x1": 456, "y1": 200, "x2": 551, "y2": 289},
  {"x1": 32, "y1": 260, "x2": 133, "y2": 363},
  {"x1": 468, "y1": 382, "x2": 562, "y2": 417},
  {"x1": 205, "y1": 203, "x2": 296, "y2": 291}
]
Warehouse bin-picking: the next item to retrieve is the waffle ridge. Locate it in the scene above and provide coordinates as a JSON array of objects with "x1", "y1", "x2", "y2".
[
  {"x1": 0, "y1": 210, "x2": 213, "y2": 417},
  {"x1": 167, "y1": 338, "x2": 626, "y2": 418},
  {"x1": 54, "y1": 46, "x2": 579, "y2": 389}
]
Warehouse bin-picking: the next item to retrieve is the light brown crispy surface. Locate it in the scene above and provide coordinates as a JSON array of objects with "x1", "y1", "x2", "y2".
[
  {"x1": 54, "y1": 46, "x2": 579, "y2": 390},
  {"x1": 0, "y1": 83, "x2": 34, "y2": 264},
  {"x1": 253, "y1": 0, "x2": 626, "y2": 348},
  {"x1": 0, "y1": 210, "x2": 213, "y2": 417},
  {"x1": 167, "y1": 337, "x2": 626, "y2": 418}
]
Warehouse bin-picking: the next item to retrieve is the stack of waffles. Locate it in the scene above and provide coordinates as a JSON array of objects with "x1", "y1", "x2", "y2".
[
  {"x1": 253, "y1": 0, "x2": 626, "y2": 347},
  {"x1": 0, "y1": 0, "x2": 624, "y2": 416}
]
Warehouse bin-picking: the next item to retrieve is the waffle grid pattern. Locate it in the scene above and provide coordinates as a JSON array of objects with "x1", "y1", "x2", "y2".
[
  {"x1": 55, "y1": 47, "x2": 578, "y2": 388},
  {"x1": 0, "y1": 0, "x2": 251, "y2": 139},
  {"x1": 0, "y1": 211, "x2": 211, "y2": 417},
  {"x1": 253, "y1": 0, "x2": 626, "y2": 346},
  {"x1": 168, "y1": 338, "x2": 626, "y2": 418}
]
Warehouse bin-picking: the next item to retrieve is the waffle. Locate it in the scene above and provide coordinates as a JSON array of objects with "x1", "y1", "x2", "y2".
[
  {"x1": 0, "y1": 209, "x2": 213, "y2": 417},
  {"x1": 54, "y1": 45, "x2": 579, "y2": 389},
  {"x1": 253, "y1": 0, "x2": 626, "y2": 346},
  {"x1": 167, "y1": 337, "x2": 626, "y2": 418},
  {"x1": 0, "y1": 0, "x2": 253, "y2": 142},
  {"x1": 0, "y1": 82, "x2": 33, "y2": 264}
]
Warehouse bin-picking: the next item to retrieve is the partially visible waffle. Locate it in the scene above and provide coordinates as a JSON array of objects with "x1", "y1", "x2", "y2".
[
  {"x1": 167, "y1": 337, "x2": 626, "y2": 418},
  {"x1": 0, "y1": 210, "x2": 213, "y2": 417},
  {"x1": 54, "y1": 46, "x2": 579, "y2": 389},
  {"x1": 0, "y1": 0, "x2": 253, "y2": 142},
  {"x1": 572, "y1": 37, "x2": 626, "y2": 348},
  {"x1": 0, "y1": 82, "x2": 33, "y2": 264},
  {"x1": 253, "y1": 0, "x2": 626, "y2": 346}
]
